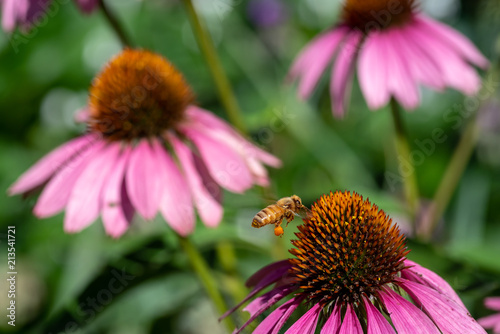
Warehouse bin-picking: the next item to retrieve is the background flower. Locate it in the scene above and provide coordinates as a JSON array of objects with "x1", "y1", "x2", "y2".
[
  {"x1": 289, "y1": 0, "x2": 489, "y2": 117},
  {"x1": 478, "y1": 297, "x2": 500, "y2": 333},
  {"x1": 1, "y1": 0, "x2": 98, "y2": 32},
  {"x1": 9, "y1": 49, "x2": 281, "y2": 238}
]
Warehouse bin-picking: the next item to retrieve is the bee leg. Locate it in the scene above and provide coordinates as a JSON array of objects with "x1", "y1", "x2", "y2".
[{"x1": 285, "y1": 212, "x2": 295, "y2": 227}]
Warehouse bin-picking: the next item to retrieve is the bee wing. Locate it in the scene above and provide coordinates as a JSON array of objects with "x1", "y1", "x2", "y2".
[{"x1": 296, "y1": 206, "x2": 313, "y2": 220}]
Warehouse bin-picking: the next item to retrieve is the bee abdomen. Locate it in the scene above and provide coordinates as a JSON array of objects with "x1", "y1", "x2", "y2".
[{"x1": 252, "y1": 206, "x2": 282, "y2": 228}]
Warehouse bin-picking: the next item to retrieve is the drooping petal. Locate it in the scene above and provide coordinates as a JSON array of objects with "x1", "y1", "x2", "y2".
[
  {"x1": 220, "y1": 260, "x2": 292, "y2": 320},
  {"x1": 9, "y1": 134, "x2": 97, "y2": 194},
  {"x1": 170, "y1": 134, "x2": 223, "y2": 227},
  {"x1": 125, "y1": 139, "x2": 163, "y2": 220},
  {"x1": 339, "y1": 303, "x2": 363, "y2": 334},
  {"x1": 383, "y1": 29, "x2": 420, "y2": 110},
  {"x1": 186, "y1": 106, "x2": 282, "y2": 168},
  {"x1": 33, "y1": 141, "x2": 105, "y2": 218},
  {"x1": 330, "y1": 29, "x2": 362, "y2": 118},
  {"x1": 64, "y1": 143, "x2": 121, "y2": 233},
  {"x1": 379, "y1": 288, "x2": 441, "y2": 334},
  {"x1": 391, "y1": 24, "x2": 445, "y2": 90},
  {"x1": 485, "y1": 297, "x2": 500, "y2": 311},
  {"x1": 2, "y1": 0, "x2": 19, "y2": 31},
  {"x1": 402, "y1": 259, "x2": 466, "y2": 309},
  {"x1": 364, "y1": 297, "x2": 396, "y2": 334},
  {"x1": 101, "y1": 146, "x2": 132, "y2": 238},
  {"x1": 415, "y1": 14, "x2": 489, "y2": 69},
  {"x1": 407, "y1": 21, "x2": 482, "y2": 96},
  {"x1": 289, "y1": 26, "x2": 349, "y2": 99},
  {"x1": 284, "y1": 302, "x2": 321, "y2": 334},
  {"x1": 253, "y1": 296, "x2": 305, "y2": 334},
  {"x1": 183, "y1": 127, "x2": 253, "y2": 193},
  {"x1": 477, "y1": 313, "x2": 500, "y2": 332},
  {"x1": 154, "y1": 140, "x2": 195, "y2": 237},
  {"x1": 358, "y1": 31, "x2": 391, "y2": 110},
  {"x1": 246, "y1": 260, "x2": 292, "y2": 287},
  {"x1": 399, "y1": 279, "x2": 487, "y2": 334},
  {"x1": 321, "y1": 302, "x2": 342, "y2": 334},
  {"x1": 234, "y1": 285, "x2": 295, "y2": 334}
]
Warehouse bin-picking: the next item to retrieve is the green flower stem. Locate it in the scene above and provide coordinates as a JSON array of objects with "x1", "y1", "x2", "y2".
[
  {"x1": 177, "y1": 236, "x2": 235, "y2": 332},
  {"x1": 421, "y1": 116, "x2": 479, "y2": 240},
  {"x1": 182, "y1": 0, "x2": 247, "y2": 134},
  {"x1": 390, "y1": 99, "x2": 420, "y2": 225},
  {"x1": 215, "y1": 241, "x2": 249, "y2": 303},
  {"x1": 98, "y1": 0, "x2": 133, "y2": 47}
]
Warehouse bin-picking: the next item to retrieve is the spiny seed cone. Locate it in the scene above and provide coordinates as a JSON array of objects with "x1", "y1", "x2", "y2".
[
  {"x1": 289, "y1": 191, "x2": 409, "y2": 306},
  {"x1": 343, "y1": 0, "x2": 416, "y2": 30},
  {"x1": 88, "y1": 48, "x2": 195, "y2": 141}
]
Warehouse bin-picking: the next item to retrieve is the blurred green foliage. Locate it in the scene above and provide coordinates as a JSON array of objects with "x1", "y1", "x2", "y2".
[{"x1": 0, "y1": 0, "x2": 500, "y2": 333}]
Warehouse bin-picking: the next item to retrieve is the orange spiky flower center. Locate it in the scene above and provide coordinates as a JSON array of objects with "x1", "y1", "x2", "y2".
[
  {"x1": 88, "y1": 49, "x2": 195, "y2": 141},
  {"x1": 289, "y1": 191, "x2": 409, "y2": 306},
  {"x1": 343, "y1": 0, "x2": 416, "y2": 31}
]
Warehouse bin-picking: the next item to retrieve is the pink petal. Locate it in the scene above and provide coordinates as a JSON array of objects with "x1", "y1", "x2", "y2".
[
  {"x1": 126, "y1": 140, "x2": 163, "y2": 220},
  {"x1": 330, "y1": 30, "x2": 362, "y2": 118},
  {"x1": 407, "y1": 21, "x2": 482, "y2": 96},
  {"x1": 9, "y1": 134, "x2": 98, "y2": 195},
  {"x1": 383, "y1": 29, "x2": 420, "y2": 109},
  {"x1": 154, "y1": 140, "x2": 195, "y2": 237},
  {"x1": 33, "y1": 140, "x2": 105, "y2": 218},
  {"x1": 289, "y1": 26, "x2": 349, "y2": 99},
  {"x1": 392, "y1": 25, "x2": 445, "y2": 90},
  {"x1": 183, "y1": 127, "x2": 253, "y2": 193},
  {"x1": 415, "y1": 14, "x2": 489, "y2": 69},
  {"x1": 284, "y1": 302, "x2": 321, "y2": 334},
  {"x1": 233, "y1": 285, "x2": 295, "y2": 334},
  {"x1": 379, "y1": 288, "x2": 441, "y2": 334},
  {"x1": 246, "y1": 260, "x2": 292, "y2": 287},
  {"x1": 220, "y1": 260, "x2": 292, "y2": 321},
  {"x1": 364, "y1": 298, "x2": 396, "y2": 334},
  {"x1": 321, "y1": 303, "x2": 342, "y2": 334},
  {"x1": 2, "y1": 0, "x2": 18, "y2": 31},
  {"x1": 339, "y1": 303, "x2": 363, "y2": 334},
  {"x1": 64, "y1": 143, "x2": 121, "y2": 233},
  {"x1": 485, "y1": 297, "x2": 500, "y2": 311},
  {"x1": 402, "y1": 259, "x2": 466, "y2": 309},
  {"x1": 358, "y1": 31, "x2": 391, "y2": 110},
  {"x1": 169, "y1": 134, "x2": 223, "y2": 227},
  {"x1": 399, "y1": 279, "x2": 487, "y2": 334},
  {"x1": 186, "y1": 106, "x2": 282, "y2": 168},
  {"x1": 253, "y1": 296, "x2": 305, "y2": 334},
  {"x1": 477, "y1": 313, "x2": 500, "y2": 330},
  {"x1": 101, "y1": 146, "x2": 132, "y2": 238}
]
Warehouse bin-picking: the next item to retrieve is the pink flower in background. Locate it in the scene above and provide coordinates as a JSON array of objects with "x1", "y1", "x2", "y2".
[
  {"x1": 478, "y1": 297, "x2": 500, "y2": 333},
  {"x1": 1, "y1": 0, "x2": 98, "y2": 32},
  {"x1": 9, "y1": 49, "x2": 281, "y2": 238},
  {"x1": 222, "y1": 191, "x2": 486, "y2": 333},
  {"x1": 289, "y1": 0, "x2": 489, "y2": 118}
]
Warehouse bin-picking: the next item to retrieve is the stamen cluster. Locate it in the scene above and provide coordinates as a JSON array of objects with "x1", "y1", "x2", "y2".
[
  {"x1": 89, "y1": 49, "x2": 194, "y2": 141},
  {"x1": 289, "y1": 191, "x2": 409, "y2": 305},
  {"x1": 343, "y1": 0, "x2": 416, "y2": 30}
]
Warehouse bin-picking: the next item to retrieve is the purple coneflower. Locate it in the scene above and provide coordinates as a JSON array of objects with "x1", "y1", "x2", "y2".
[
  {"x1": 289, "y1": 0, "x2": 489, "y2": 117},
  {"x1": 223, "y1": 191, "x2": 486, "y2": 333},
  {"x1": 478, "y1": 297, "x2": 500, "y2": 333},
  {"x1": 1, "y1": 0, "x2": 98, "y2": 32},
  {"x1": 9, "y1": 49, "x2": 281, "y2": 238}
]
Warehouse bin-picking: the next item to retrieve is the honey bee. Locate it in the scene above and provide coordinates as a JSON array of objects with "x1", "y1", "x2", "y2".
[{"x1": 251, "y1": 195, "x2": 312, "y2": 237}]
